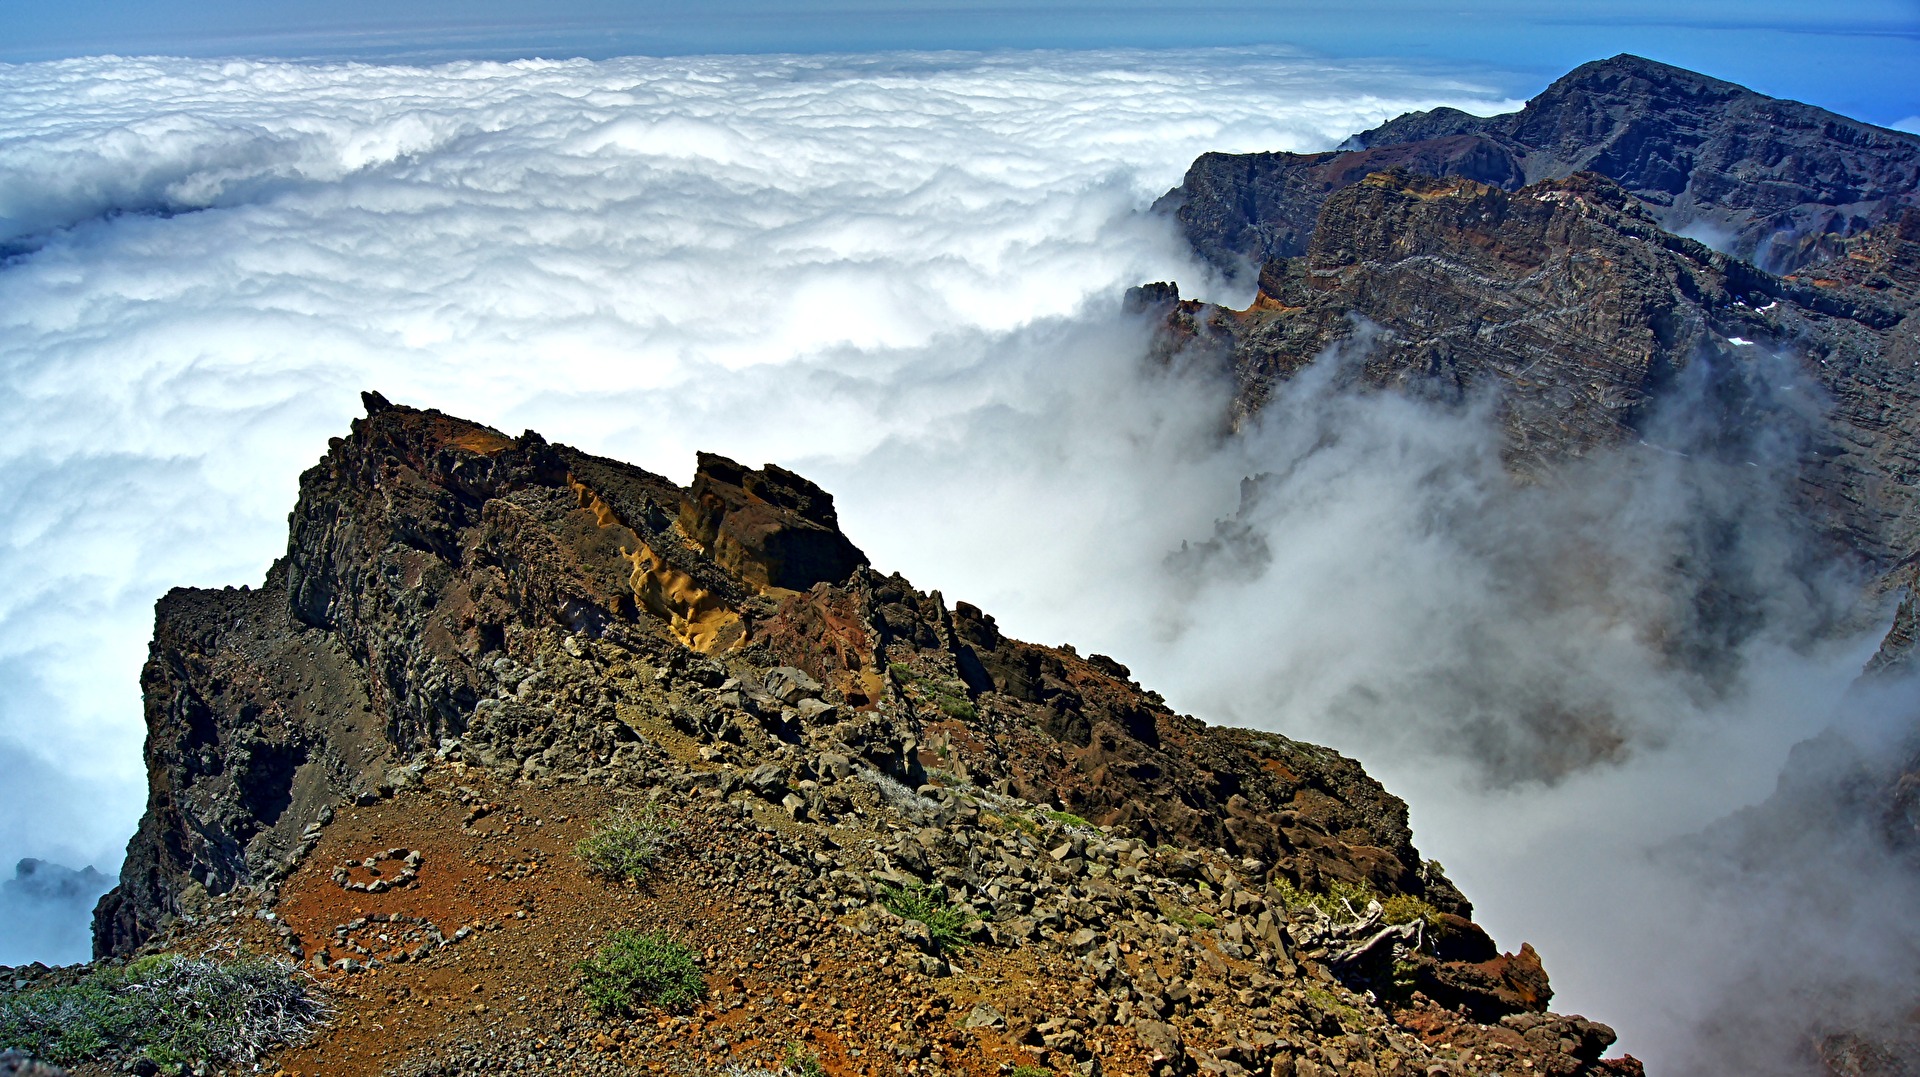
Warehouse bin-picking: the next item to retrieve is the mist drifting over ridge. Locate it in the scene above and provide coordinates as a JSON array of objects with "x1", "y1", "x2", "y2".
[{"x1": 1, "y1": 47, "x2": 1914, "y2": 1071}]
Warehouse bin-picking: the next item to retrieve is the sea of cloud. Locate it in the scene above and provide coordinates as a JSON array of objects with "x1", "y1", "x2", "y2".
[{"x1": 0, "y1": 46, "x2": 1911, "y2": 1071}]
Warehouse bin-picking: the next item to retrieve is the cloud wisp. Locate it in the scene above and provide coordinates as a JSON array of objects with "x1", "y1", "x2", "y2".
[{"x1": 2, "y1": 44, "x2": 1910, "y2": 1075}]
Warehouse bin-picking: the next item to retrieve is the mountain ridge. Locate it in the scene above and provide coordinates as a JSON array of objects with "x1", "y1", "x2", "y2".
[
  {"x1": 1162, "y1": 53, "x2": 1920, "y2": 277},
  {"x1": 1141, "y1": 53, "x2": 1920, "y2": 1077},
  {"x1": 31, "y1": 395, "x2": 1643, "y2": 1076}
]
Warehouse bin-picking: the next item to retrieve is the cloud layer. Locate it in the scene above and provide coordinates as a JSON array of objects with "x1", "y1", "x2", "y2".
[
  {"x1": 1, "y1": 46, "x2": 1908, "y2": 1074},
  {"x1": 0, "y1": 45, "x2": 1517, "y2": 961}
]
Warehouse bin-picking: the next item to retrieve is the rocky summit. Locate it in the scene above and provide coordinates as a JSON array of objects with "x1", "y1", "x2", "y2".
[
  {"x1": 1144, "y1": 170, "x2": 1920, "y2": 562},
  {"x1": 1142, "y1": 54, "x2": 1920, "y2": 1077},
  {"x1": 5, "y1": 394, "x2": 1637, "y2": 1077},
  {"x1": 1163, "y1": 54, "x2": 1920, "y2": 277},
  {"x1": 1146, "y1": 61, "x2": 1920, "y2": 574}
]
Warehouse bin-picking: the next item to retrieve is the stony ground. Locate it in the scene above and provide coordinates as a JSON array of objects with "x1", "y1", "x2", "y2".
[{"x1": 50, "y1": 663, "x2": 1636, "y2": 1077}]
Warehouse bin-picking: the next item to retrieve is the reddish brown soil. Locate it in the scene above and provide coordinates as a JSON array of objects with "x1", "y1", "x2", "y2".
[{"x1": 144, "y1": 764, "x2": 1156, "y2": 1077}]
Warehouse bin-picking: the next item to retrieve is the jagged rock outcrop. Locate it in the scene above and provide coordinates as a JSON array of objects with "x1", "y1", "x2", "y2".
[
  {"x1": 93, "y1": 576, "x2": 379, "y2": 958},
  {"x1": 1163, "y1": 54, "x2": 1920, "y2": 276},
  {"x1": 1145, "y1": 171, "x2": 1920, "y2": 569},
  {"x1": 682, "y1": 451, "x2": 869, "y2": 593},
  {"x1": 101, "y1": 394, "x2": 1466, "y2": 955},
  {"x1": 81, "y1": 397, "x2": 1641, "y2": 1076}
]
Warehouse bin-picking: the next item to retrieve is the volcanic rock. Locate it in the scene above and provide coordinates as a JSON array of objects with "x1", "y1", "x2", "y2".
[
  {"x1": 1163, "y1": 54, "x2": 1920, "y2": 276},
  {"x1": 78, "y1": 397, "x2": 1642, "y2": 1076},
  {"x1": 1154, "y1": 168, "x2": 1920, "y2": 569}
]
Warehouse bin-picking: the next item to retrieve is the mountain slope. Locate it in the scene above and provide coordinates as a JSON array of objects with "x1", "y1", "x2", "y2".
[
  {"x1": 1141, "y1": 54, "x2": 1920, "y2": 1077},
  {"x1": 53, "y1": 397, "x2": 1646, "y2": 1076},
  {"x1": 1145, "y1": 170, "x2": 1920, "y2": 570},
  {"x1": 1163, "y1": 54, "x2": 1920, "y2": 276}
]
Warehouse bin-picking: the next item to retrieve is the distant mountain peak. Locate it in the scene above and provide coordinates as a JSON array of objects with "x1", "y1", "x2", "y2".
[{"x1": 1177, "y1": 54, "x2": 1920, "y2": 278}]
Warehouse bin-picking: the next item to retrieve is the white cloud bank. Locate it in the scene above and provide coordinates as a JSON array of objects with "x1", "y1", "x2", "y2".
[
  {"x1": 0, "y1": 46, "x2": 1510, "y2": 889},
  {"x1": 0, "y1": 45, "x2": 1909, "y2": 1074}
]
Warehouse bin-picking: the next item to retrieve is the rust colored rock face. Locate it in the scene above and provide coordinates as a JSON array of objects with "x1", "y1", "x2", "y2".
[{"x1": 680, "y1": 452, "x2": 869, "y2": 595}]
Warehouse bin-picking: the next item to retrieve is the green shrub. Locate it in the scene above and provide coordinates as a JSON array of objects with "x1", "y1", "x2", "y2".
[
  {"x1": 980, "y1": 810, "x2": 1041, "y2": 838},
  {"x1": 878, "y1": 883, "x2": 973, "y2": 953},
  {"x1": 576, "y1": 930, "x2": 706, "y2": 1016},
  {"x1": 786, "y1": 1043, "x2": 827, "y2": 1077},
  {"x1": 1272, "y1": 876, "x2": 1369, "y2": 920},
  {"x1": 1386, "y1": 955, "x2": 1423, "y2": 1002},
  {"x1": 1010, "y1": 1065, "x2": 1052, "y2": 1077},
  {"x1": 1303, "y1": 985, "x2": 1362, "y2": 1030},
  {"x1": 1044, "y1": 810, "x2": 1091, "y2": 829},
  {"x1": 885, "y1": 662, "x2": 977, "y2": 720},
  {"x1": 575, "y1": 807, "x2": 674, "y2": 883},
  {"x1": 932, "y1": 693, "x2": 976, "y2": 721},
  {"x1": 1158, "y1": 901, "x2": 1216, "y2": 931},
  {"x1": 1271, "y1": 876, "x2": 1438, "y2": 928},
  {"x1": 1380, "y1": 893, "x2": 1441, "y2": 927},
  {"x1": 0, "y1": 952, "x2": 327, "y2": 1074}
]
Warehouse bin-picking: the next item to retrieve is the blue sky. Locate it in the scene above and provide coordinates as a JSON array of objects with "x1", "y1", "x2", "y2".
[{"x1": 4, "y1": 0, "x2": 1917, "y2": 125}]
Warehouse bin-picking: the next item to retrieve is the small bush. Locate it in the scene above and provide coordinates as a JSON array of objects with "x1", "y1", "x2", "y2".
[
  {"x1": 929, "y1": 691, "x2": 976, "y2": 721},
  {"x1": 1272, "y1": 876, "x2": 1369, "y2": 920},
  {"x1": 1044, "y1": 810, "x2": 1091, "y2": 829},
  {"x1": 0, "y1": 952, "x2": 327, "y2": 1074},
  {"x1": 575, "y1": 807, "x2": 674, "y2": 883},
  {"x1": 1010, "y1": 1066, "x2": 1052, "y2": 1077},
  {"x1": 786, "y1": 1043, "x2": 827, "y2": 1077},
  {"x1": 1158, "y1": 901, "x2": 1216, "y2": 931},
  {"x1": 1386, "y1": 955, "x2": 1423, "y2": 1001},
  {"x1": 577, "y1": 930, "x2": 706, "y2": 1016},
  {"x1": 1272, "y1": 877, "x2": 1438, "y2": 928},
  {"x1": 879, "y1": 883, "x2": 973, "y2": 953},
  {"x1": 1380, "y1": 893, "x2": 1440, "y2": 927},
  {"x1": 1303, "y1": 985, "x2": 1362, "y2": 1030},
  {"x1": 885, "y1": 662, "x2": 977, "y2": 720},
  {"x1": 981, "y1": 810, "x2": 1040, "y2": 837}
]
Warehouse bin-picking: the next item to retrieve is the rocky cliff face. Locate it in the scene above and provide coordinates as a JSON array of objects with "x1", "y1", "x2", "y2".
[
  {"x1": 1146, "y1": 56, "x2": 1920, "y2": 1077},
  {"x1": 1148, "y1": 171, "x2": 1920, "y2": 571},
  {"x1": 79, "y1": 397, "x2": 1640, "y2": 1077},
  {"x1": 1164, "y1": 54, "x2": 1920, "y2": 277}
]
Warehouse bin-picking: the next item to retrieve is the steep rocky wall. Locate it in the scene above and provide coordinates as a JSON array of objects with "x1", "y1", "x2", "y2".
[
  {"x1": 1166, "y1": 54, "x2": 1920, "y2": 278},
  {"x1": 1148, "y1": 172, "x2": 1920, "y2": 570},
  {"x1": 96, "y1": 396, "x2": 1478, "y2": 979},
  {"x1": 94, "y1": 575, "x2": 379, "y2": 956}
]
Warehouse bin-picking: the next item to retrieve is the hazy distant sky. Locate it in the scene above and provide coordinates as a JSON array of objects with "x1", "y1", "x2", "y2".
[{"x1": 4, "y1": 0, "x2": 1917, "y2": 124}]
